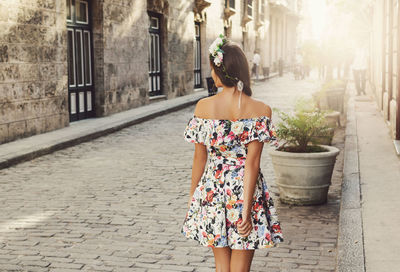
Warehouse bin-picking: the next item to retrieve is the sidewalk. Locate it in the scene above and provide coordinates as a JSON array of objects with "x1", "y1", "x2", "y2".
[
  {"x1": 337, "y1": 84, "x2": 400, "y2": 272},
  {"x1": 0, "y1": 90, "x2": 207, "y2": 170}
]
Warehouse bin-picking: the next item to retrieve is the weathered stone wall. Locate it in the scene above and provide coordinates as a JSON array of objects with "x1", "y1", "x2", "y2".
[
  {"x1": 370, "y1": 0, "x2": 399, "y2": 139},
  {"x1": 91, "y1": 0, "x2": 106, "y2": 117},
  {"x1": 0, "y1": 0, "x2": 68, "y2": 145},
  {"x1": 167, "y1": 1, "x2": 195, "y2": 97},
  {"x1": 102, "y1": 0, "x2": 149, "y2": 115},
  {"x1": 0, "y1": 0, "x2": 300, "y2": 145}
]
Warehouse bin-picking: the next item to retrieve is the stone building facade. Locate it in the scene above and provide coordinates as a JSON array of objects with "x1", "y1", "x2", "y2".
[
  {"x1": 0, "y1": 0, "x2": 300, "y2": 145},
  {"x1": 369, "y1": 0, "x2": 400, "y2": 141},
  {"x1": 268, "y1": 0, "x2": 300, "y2": 71}
]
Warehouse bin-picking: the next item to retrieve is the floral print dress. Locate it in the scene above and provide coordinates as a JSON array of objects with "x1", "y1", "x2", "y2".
[{"x1": 181, "y1": 114, "x2": 284, "y2": 250}]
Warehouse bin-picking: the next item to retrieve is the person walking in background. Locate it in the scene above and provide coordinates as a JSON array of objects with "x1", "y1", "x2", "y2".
[
  {"x1": 352, "y1": 47, "x2": 368, "y2": 96},
  {"x1": 294, "y1": 53, "x2": 304, "y2": 80},
  {"x1": 251, "y1": 49, "x2": 261, "y2": 80}
]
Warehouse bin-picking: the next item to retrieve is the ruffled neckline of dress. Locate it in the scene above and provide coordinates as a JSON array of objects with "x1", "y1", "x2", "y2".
[{"x1": 192, "y1": 114, "x2": 271, "y2": 122}]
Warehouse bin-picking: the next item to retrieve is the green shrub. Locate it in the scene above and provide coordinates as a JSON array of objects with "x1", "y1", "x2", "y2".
[
  {"x1": 321, "y1": 79, "x2": 346, "y2": 92},
  {"x1": 274, "y1": 98, "x2": 334, "y2": 153}
]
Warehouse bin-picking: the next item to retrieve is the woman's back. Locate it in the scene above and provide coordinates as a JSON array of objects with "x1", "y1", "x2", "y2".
[{"x1": 195, "y1": 92, "x2": 269, "y2": 121}]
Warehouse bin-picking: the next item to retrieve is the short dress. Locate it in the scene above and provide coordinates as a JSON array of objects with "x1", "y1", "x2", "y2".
[{"x1": 181, "y1": 114, "x2": 284, "y2": 250}]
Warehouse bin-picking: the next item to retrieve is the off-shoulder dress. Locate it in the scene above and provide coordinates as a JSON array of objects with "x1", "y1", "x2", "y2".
[{"x1": 181, "y1": 114, "x2": 284, "y2": 250}]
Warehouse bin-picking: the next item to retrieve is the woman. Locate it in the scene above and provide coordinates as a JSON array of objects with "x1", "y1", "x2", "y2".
[{"x1": 181, "y1": 35, "x2": 284, "y2": 272}]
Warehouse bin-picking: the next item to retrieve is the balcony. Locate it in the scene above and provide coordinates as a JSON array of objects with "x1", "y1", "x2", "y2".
[
  {"x1": 193, "y1": 0, "x2": 211, "y2": 13},
  {"x1": 193, "y1": 0, "x2": 211, "y2": 22}
]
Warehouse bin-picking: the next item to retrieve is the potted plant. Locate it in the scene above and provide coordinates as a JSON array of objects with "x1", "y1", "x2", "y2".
[
  {"x1": 269, "y1": 99, "x2": 339, "y2": 205},
  {"x1": 313, "y1": 79, "x2": 347, "y2": 113}
]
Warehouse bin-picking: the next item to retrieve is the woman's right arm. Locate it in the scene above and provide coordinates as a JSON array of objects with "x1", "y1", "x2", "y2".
[
  {"x1": 237, "y1": 104, "x2": 272, "y2": 237},
  {"x1": 187, "y1": 143, "x2": 207, "y2": 208}
]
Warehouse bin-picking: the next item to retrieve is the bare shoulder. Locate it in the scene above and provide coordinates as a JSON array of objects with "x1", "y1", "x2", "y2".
[
  {"x1": 193, "y1": 97, "x2": 211, "y2": 117},
  {"x1": 249, "y1": 97, "x2": 272, "y2": 118}
]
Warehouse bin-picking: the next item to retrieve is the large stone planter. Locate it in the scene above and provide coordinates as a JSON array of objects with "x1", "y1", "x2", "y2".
[
  {"x1": 269, "y1": 145, "x2": 340, "y2": 205},
  {"x1": 326, "y1": 88, "x2": 345, "y2": 113},
  {"x1": 313, "y1": 87, "x2": 346, "y2": 113}
]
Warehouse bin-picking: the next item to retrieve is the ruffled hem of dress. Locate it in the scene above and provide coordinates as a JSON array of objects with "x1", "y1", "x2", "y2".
[{"x1": 181, "y1": 227, "x2": 284, "y2": 250}]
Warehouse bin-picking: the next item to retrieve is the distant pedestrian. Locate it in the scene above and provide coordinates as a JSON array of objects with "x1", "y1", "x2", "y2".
[
  {"x1": 251, "y1": 50, "x2": 261, "y2": 80},
  {"x1": 294, "y1": 53, "x2": 304, "y2": 80},
  {"x1": 352, "y1": 47, "x2": 368, "y2": 95}
]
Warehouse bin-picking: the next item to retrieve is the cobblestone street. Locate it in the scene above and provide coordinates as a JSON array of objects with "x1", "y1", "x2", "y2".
[{"x1": 0, "y1": 73, "x2": 343, "y2": 272}]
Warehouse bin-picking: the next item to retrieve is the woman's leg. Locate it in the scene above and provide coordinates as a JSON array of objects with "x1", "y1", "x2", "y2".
[
  {"x1": 230, "y1": 249, "x2": 255, "y2": 272},
  {"x1": 212, "y1": 246, "x2": 232, "y2": 272}
]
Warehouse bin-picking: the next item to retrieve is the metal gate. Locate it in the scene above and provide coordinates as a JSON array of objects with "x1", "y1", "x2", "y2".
[{"x1": 66, "y1": 0, "x2": 95, "y2": 122}]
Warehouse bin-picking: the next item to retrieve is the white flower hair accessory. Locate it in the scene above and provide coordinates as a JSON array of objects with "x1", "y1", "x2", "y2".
[
  {"x1": 237, "y1": 80, "x2": 243, "y2": 91},
  {"x1": 209, "y1": 34, "x2": 226, "y2": 67},
  {"x1": 237, "y1": 80, "x2": 243, "y2": 109}
]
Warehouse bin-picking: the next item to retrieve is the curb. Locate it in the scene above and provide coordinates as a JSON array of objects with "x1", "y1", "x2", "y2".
[
  {"x1": 0, "y1": 90, "x2": 207, "y2": 170},
  {"x1": 336, "y1": 89, "x2": 366, "y2": 271}
]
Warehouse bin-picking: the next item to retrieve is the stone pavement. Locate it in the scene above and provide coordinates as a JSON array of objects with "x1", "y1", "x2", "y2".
[{"x1": 0, "y1": 73, "x2": 343, "y2": 271}]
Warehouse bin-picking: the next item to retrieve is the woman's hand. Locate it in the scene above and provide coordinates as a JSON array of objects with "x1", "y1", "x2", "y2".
[
  {"x1": 187, "y1": 197, "x2": 192, "y2": 209},
  {"x1": 237, "y1": 212, "x2": 253, "y2": 238}
]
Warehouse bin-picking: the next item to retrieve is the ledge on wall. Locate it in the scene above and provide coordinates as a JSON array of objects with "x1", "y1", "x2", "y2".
[{"x1": 149, "y1": 94, "x2": 167, "y2": 103}]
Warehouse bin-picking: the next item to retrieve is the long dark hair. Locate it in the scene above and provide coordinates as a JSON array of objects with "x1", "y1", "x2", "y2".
[{"x1": 209, "y1": 41, "x2": 252, "y2": 96}]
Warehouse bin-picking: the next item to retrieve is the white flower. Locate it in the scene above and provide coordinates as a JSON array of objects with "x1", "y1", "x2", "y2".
[
  {"x1": 209, "y1": 35, "x2": 226, "y2": 66},
  {"x1": 214, "y1": 56, "x2": 221, "y2": 66},
  {"x1": 227, "y1": 208, "x2": 239, "y2": 223},
  {"x1": 209, "y1": 39, "x2": 219, "y2": 55},
  {"x1": 209, "y1": 42, "x2": 216, "y2": 54},
  {"x1": 231, "y1": 122, "x2": 244, "y2": 134}
]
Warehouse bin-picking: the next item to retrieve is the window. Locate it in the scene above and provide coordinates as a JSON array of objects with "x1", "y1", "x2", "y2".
[
  {"x1": 260, "y1": 0, "x2": 266, "y2": 21},
  {"x1": 75, "y1": 29, "x2": 84, "y2": 86},
  {"x1": 148, "y1": 13, "x2": 162, "y2": 96},
  {"x1": 66, "y1": 0, "x2": 72, "y2": 21},
  {"x1": 76, "y1": 0, "x2": 89, "y2": 24},
  {"x1": 67, "y1": 29, "x2": 75, "y2": 87},
  {"x1": 242, "y1": 31, "x2": 247, "y2": 51},
  {"x1": 83, "y1": 30, "x2": 92, "y2": 85},
  {"x1": 194, "y1": 22, "x2": 202, "y2": 88},
  {"x1": 247, "y1": 0, "x2": 253, "y2": 17},
  {"x1": 225, "y1": 0, "x2": 235, "y2": 9},
  {"x1": 150, "y1": 17, "x2": 159, "y2": 29}
]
